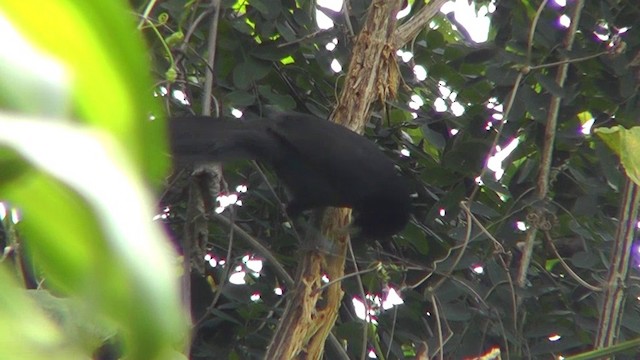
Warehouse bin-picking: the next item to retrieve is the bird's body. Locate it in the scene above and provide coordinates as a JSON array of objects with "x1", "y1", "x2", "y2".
[{"x1": 168, "y1": 112, "x2": 410, "y2": 238}]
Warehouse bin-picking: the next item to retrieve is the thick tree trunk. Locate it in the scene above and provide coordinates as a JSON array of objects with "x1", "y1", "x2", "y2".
[{"x1": 264, "y1": 1, "x2": 405, "y2": 359}]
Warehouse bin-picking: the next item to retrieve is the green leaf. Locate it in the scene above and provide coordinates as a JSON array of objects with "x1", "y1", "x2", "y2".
[
  {"x1": 249, "y1": 0, "x2": 270, "y2": 16},
  {"x1": 275, "y1": 21, "x2": 297, "y2": 42},
  {"x1": 534, "y1": 73, "x2": 565, "y2": 98},
  {"x1": 0, "y1": 114, "x2": 189, "y2": 359},
  {"x1": 257, "y1": 85, "x2": 296, "y2": 109},
  {"x1": 594, "y1": 126, "x2": 622, "y2": 155},
  {"x1": 226, "y1": 90, "x2": 257, "y2": 107},
  {"x1": 233, "y1": 58, "x2": 271, "y2": 89},
  {"x1": 595, "y1": 126, "x2": 640, "y2": 186},
  {"x1": 232, "y1": 20, "x2": 255, "y2": 35},
  {"x1": 570, "y1": 251, "x2": 599, "y2": 269}
]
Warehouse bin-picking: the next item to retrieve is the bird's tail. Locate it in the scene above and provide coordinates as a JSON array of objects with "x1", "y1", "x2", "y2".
[{"x1": 168, "y1": 116, "x2": 276, "y2": 163}]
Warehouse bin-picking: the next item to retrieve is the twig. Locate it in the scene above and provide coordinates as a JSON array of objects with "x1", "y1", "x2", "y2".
[
  {"x1": 213, "y1": 212, "x2": 294, "y2": 287},
  {"x1": 542, "y1": 230, "x2": 601, "y2": 292}
]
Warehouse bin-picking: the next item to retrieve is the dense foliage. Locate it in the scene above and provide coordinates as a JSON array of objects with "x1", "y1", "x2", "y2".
[{"x1": 151, "y1": 0, "x2": 640, "y2": 358}]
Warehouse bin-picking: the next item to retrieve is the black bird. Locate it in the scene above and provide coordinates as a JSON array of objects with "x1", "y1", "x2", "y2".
[{"x1": 168, "y1": 112, "x2": 410, "y2": 238}]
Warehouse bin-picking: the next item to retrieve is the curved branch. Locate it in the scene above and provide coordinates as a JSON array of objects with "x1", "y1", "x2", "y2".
[{"x1": 394, "y1": 0, "x2": 449, "y2": 48}]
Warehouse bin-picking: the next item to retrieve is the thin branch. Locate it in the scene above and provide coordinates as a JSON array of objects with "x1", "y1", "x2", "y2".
[
  {"x1": 213, "y1": 212, "x2": 294, "y2": 287},
  {"x1": 527, "y1": 51, "x2": 607, "y2": 71},
  {"x1": 315, "y1": 265, "x2": 380, "y2": 293},
  {"x1": 595, "y1": 177, "x2": 640, "y2": 347},
  {"x1": 542, "y1": 230, "x2": 601, "y2": 292},
  {"x1": 136, "y1": 0, "x2": 159, "y2": 29},
  {"x1": 347, "y1": 240, "x2": 368, "y2": 360},
  {"x1": 202, "y1": 0, "x2": 222, "y2": 116},
  {"x1": 341, "y1": 0, "x2": 355, "y2": 36},
  {"x1": 526, "y1": 0, "x2": 549, "y2": 63},
  {"x1": 516, "y1": 0, "x2": 584, "y2": 289},
  {"x1": 277, "y1": 29, "x2": 331, "y2": 48},
  {"x1": 250, "y1": 161, "x2": 303, "y2": 243},
  {"x1": 431, "y1": 294, "x2": 445, "y2": 360},
  {"x1": 460, "y1": 201, "x2": 505, "y2": 253},
  {"x1": 195, "y1": 209, "x2": 236, "y2": 327},
  {"x1": 394, "y1": 0, "x2": 449, "y2": 48},
  {"x1": 412, "y1": 200, "x2": 475, "y2": 292}
]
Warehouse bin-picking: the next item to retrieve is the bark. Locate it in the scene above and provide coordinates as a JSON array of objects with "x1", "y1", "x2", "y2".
[{"x1": 265, "y1": 1, "x2": 405, "y2": 358}]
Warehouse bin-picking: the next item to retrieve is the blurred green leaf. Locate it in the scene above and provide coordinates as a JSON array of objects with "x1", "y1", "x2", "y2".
[
  {"x1": 0, "y1": 114, "x2": 188, "y2": 359},
  {"x1": 0, "y1": 1, "x2": 168, "y2": 182},
  {"x1": 28, "y1": 290, "x2": 117, "y2": 351},
  {"x1": 0, "y1": 266, "x2": 85, "y2": 359}
]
